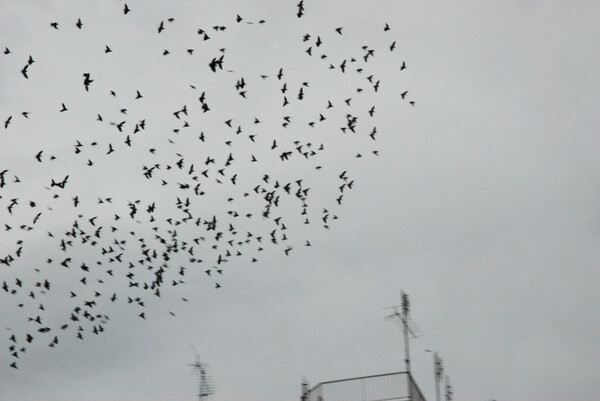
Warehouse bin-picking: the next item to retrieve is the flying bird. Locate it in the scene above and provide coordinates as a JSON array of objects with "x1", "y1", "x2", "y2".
[
  {"x1": 83, "y1": 73, "x2": 93, "y2": 91},
  {"x1": 297, "y1": 0, "x2": 304, "y2": 18}
]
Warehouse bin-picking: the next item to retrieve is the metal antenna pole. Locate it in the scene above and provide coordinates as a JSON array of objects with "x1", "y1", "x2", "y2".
[
  {"x1": 401, "y1": 291, "x2": 411, "y2": 375},
  {"x1": 425, "y1": 349, "x2": 448, "y2": 401},
  {"x1": 384, "y1": 290, "x2": 419, "y2": 401},
  {"x1": 189, "y1": 349, "x2": 214, "y2": 401},
  {"x1": 435, "y1": 352, "x2": 442, "y2": 401},
  {"x1": 444, "y1": 375, "x2": 453, "y2": 401},
  {"x1": 425, "y1": 349, "x2": 444, "y2": 401}
]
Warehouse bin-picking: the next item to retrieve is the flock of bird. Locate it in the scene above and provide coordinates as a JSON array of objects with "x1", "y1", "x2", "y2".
[{"x1": 0, "y1": 1, "x2": 415, "y2": 369}]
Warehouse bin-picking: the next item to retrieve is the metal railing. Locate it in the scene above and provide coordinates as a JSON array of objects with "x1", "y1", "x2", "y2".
[{"x1": 304, "y1": 372, "x2": 426, "y2": 401}]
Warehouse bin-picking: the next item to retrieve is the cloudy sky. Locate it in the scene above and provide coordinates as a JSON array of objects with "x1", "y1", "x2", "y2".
[{"x1": 1, "y1": 1, "x2": 599, "y2": 401}]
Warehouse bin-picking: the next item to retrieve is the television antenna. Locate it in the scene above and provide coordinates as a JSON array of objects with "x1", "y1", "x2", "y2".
[
  {"x1": 444, "y1": 375, "x2": 453, "y2": 401},
  {"x1": 383, "y1": 290, "x2": 420, "y2": 375},
  {"x1": 189, "y1": 347, "x2": 215, "y2": 401},
  {"x1": 425, "y1": 350, "x2": 444, "y2": 401}
]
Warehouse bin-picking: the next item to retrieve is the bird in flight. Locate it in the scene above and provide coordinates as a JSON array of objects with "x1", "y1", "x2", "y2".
[{"x1": 83, "y1": 73, "x2": 93, "y2": 91}]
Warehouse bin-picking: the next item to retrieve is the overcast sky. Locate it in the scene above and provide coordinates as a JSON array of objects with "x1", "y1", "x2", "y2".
[{"x1": 1, "y1": 1, "x2": 600, "y2": 401}]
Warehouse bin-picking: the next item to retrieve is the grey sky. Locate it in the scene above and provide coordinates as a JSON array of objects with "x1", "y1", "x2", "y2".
[{"x1": 1, "y1": 1, "x2": 599, "y2": 401}]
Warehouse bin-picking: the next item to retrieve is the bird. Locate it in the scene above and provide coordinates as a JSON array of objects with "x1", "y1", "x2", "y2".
[
  {"x1": 83, "y1": 73, "x2": 93, "y2": 91},
  {"x1": 76, "y1": 18, "x2": 83, "y2": 29},
  {"x1": 297, "y1": 0, "x2": 305, "y2": 17},
  {"x1": 60, "y1": 103, "x2": 68, "y2": 112}
]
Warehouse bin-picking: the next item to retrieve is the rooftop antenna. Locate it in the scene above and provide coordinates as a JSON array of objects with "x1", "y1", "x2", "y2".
[
  {"x1": 425, "y1": 350, "x2": 444, "y2": 401},
  {"x1": 384, "y1": 290, "x2": 419, "y2": 375},
  {"x1": 444, "y1": 375, "x2": 453, "y2": 401},
  {"x1": 189, "y1": 347, "x2": 214, "y2": 401}
]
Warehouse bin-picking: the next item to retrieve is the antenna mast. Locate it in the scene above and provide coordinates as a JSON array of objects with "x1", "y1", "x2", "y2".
[
  {"x1": 401, "y1": 290, "x2": 411, "y2": 374},
  {"x1": 445, "y1": 375, "x2": 453, "y2": 401},
  {"x1": 426, "y1": 350, "x2": 444, "y2": 401},
  {"x1": 384, "y1": 290, "x2": 419, "y2": 401},
  {"x1": 189, "y1": 350, "x2": 214, "y2": 401},
  {"x1": 385, "y1": 290, "x2": 416, "y2": 374}
]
